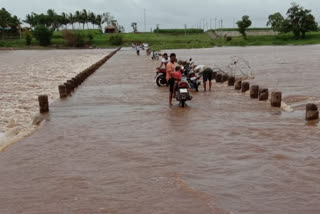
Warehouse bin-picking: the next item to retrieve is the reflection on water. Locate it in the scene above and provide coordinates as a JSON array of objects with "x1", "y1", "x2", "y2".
[{"x1": 0, "y1": 47, "x2": 319, "y2": 214}]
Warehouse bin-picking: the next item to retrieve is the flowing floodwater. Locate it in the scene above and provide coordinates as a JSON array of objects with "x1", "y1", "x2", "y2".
[
  {"x1": 0, "y1": 49, "x2": 111, "y2": 148},
  {"x1": 0, "y1": 46, "x2": 319, "y2": 214}
]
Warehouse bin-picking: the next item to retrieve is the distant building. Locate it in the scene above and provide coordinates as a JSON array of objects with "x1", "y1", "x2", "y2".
[{"x1": 104, "y1": 25, "x2": 119, "y2": 33}]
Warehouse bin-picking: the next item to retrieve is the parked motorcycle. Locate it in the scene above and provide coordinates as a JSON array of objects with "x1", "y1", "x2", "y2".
[
  {"x1": 182, "y1": 58, "x2": 201, "y2": 92},
  {"x1": 175, "y1": 77, "x2": 192, "y2": 107},
  {"x1": 151, "y1": 51, "x2": 160, "y2": 60},
  {"x1": 154, "y1": 68, "x2": 167, "y2": 87}
]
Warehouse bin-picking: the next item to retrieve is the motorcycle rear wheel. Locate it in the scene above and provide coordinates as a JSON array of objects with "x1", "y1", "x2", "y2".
[{"x1": 156, "y1": 75, "x2": 167, "y2": 87}]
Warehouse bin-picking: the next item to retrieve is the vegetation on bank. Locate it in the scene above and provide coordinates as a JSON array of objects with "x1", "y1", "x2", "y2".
[
  {"x1": 2, "y1": 30, "x2": 320, "y2": 50},
  {"x1": 153, "y1": 29, "x2": 204, "y2": 34},
  {"x1": 0, "y1": 2, "x2": 319, "y2": 50}
]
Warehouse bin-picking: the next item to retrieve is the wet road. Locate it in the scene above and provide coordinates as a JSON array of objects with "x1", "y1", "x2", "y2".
[{"x1": 0, "y1": 47, "x2": 319, "y2": 214}]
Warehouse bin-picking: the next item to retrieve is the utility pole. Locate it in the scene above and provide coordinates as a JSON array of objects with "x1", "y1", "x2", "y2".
[
  {"x1": 144, "y1": 9, "x2": 146, "y2": 32},
  {"x1": 233, "y1": 18, "x2": 235, "y2": 29},
  {"x1": 215, "y1": 18, "x2": 217, "y2": 30},
  {"x1": 184, "y1": 24, "x2": 187, "y2": 36}
]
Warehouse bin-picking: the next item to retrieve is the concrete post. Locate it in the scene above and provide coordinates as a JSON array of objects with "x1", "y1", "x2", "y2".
[
  {"x1": 228, "y1": 76, "x2": 235, "y2": 86},
  {"x1": 67, "y1": 80, "x2": 75, "y2": 91},
  {"x1": 306, "y1": 103, "x2": 319, "y2": 121},
  {"x1": 235, "y1": 80, "x2": 242, "y2": 90},
  {"x1": 38, "y1": 95, "x2": 49, "y2": 113},
  {"x1": 72, "y1": 77, "x2": 78, "y2": 87},
  {"x1": 241, "y1": 82, "x2": 250, "y2": 93},
  {"x1": 250, "y1": 85, "x2": 259, "y2": 99},
  {"x1": 259, "y1": 88, "x2": 269, "y2": 101},
  {"x1": 58, "y1": 85, "x2": 67, "y2": 99},
  {"x1": 216, "y1": 74, "x2": 222, "y2": 83},
  {"x1": 64, "y1": 82, "x2": 72, "y2": 95},
  {"x1": 271, "y1": 91, "x2": 282, "y2": 107}
]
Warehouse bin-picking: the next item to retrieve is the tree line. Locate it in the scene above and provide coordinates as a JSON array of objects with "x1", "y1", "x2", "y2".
[
  {"x1": 236, "y1": 2, "x2": 318, "y2": 39},
  {"x1": 0, "y1": 8, "x2": 20, "y2": 35},
  {"x1": 25, "y1": 9, "x2": 125, "y2": 32},
  {"x1": 0, "y1": 8, "x2": 124, "y2": 33}
]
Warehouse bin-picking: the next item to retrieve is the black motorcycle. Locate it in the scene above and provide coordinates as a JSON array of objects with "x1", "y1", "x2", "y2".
[
  {"x1": 182, "y1": 59, "x2": 201, "y2": 92},
  {"x1": 175, "y1": 77, "x2": 192, "y2": 107}
]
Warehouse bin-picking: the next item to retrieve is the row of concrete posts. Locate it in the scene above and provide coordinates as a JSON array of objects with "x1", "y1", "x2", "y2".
[
  {"x1": 38, "y1": 48, "x2": 121, "y2": 114},
  {"x1": 214, "y1": 71, "x2": 319, "y2": 121}
]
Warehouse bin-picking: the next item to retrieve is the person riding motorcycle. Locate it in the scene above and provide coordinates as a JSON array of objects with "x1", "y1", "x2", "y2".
[
  {"x1": 166, "y1": 53, "x2": 177, "y2": 105},
  {"x1": 157, "y1": 53, "x2": 169, "y2": 69},
  {"x1": 172, "y1": 66, "x2": 183, "y2": 98}
]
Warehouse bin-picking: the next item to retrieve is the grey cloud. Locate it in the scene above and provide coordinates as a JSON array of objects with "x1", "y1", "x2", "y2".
[{"x1": 1, "y1": 0, "x2": 319, "y2": 32}]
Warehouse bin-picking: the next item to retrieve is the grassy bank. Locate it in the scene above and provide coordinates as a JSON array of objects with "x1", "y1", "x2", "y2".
[
  {"x1": 1, "y1": 30, "x2": 320, "y2": 50},
  {"x1": 213, "y1": 32, "x2": 320, "y2": 46}
]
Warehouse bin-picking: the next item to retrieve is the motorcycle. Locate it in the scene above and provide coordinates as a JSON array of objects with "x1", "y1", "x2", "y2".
[
  {"x1": 182, "y1": 58, "x2": 201, "y2": 92},
  {"x1": 175, "y1": 76, "x2": 192, "y2": 107},
  {"x1": 154, "y1": 68, "x2": 167, "y2": 87},
  {"x1": 151, "y1": 51, "x2": 160, "y2": 60}
]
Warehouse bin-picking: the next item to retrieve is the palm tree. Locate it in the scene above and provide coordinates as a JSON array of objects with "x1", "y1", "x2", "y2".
[
  {"x1": 82, "y1": 9, "x2": 88, "y2": 30},
  {"x1": 95, "y1": 14, "x2": 104, "y2": 31},
  {"x1": 88, "y1": 11, "x2": 96, "y2": 29},
  {"x1": 102, "y1": 12, "x2": 113, "y2": 26},
  {"x1": 24, "y1": 14, "x2": 35, "y2": 28},
  {"x1": 68, "y1": 13, "x2": 75, "y2": 30},
  {"x1": 47, "y1": 9, "x2": 55, "y2": 28},
  {"x1": 75, "y1": 10, "x2": 81, "y2": 29},
  {"x1": 61, "y1": 12, "x2": 68, "y2": 29}
]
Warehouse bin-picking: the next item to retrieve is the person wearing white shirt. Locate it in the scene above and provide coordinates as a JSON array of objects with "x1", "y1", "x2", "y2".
[
  {"x1": 194, "y1": 65, "x2": 214, "y2": 92},
  {"x1": 157, "y1": 53, "x2": 169, "y2": 69}
]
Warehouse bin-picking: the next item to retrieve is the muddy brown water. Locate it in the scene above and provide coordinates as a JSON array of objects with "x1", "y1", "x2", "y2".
[{"x1": 0, "y1": 46, "x2": 319, "y2": 214}]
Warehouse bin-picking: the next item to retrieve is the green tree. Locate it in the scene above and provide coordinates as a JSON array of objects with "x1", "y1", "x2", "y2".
[
  {"x1": 68, "y1": 13, "x2": 75, "y2": 29},
  {"x1": 0, "y1": 8, "x2": 11, "y2": 29},
  {"x1": 95, "y1": 14, "x2": 104, "y2": 31},
  {"x1": 0, "y1": 8, "x2": 11, "y2": 39},
  {"x1": 285, "y1": 3, "x2": 318, "y2": 38},
  {"x1": 75, "y1": 10, "x2": 81, "y2": 29},
  {"x1": 61, "y1": 12, "x2": 68, "y2": 29},
  {"x1": 131, "y1": 22, "x2": 137, "y2": 33},
  {"x1": 267, "y1": 12, "x2": 284, "y2": 32},
  {"x1": 236, "y1": 15, "x2": 252, "y2": 39},
  {"x1": 24, "y1": 14, "x2": 36, "y2": 28},
  {"x1": 81, "y1": 9, "x2": 88, "y2": 30},
  {"x1": 102, "y1": 12, "x2": 113, "y2": 26},
  {"x1": 33, "y1": 25, "x2": 53, "y2": 46},
  {"x1": 88, "y1": 12, "x2": 96, "y2": 29}
]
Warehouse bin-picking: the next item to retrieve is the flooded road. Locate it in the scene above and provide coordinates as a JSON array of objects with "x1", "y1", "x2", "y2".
[
  {"x1": 0, "y1": 49, "x2": 111, "y2": 144},
  {"x1": 0, "y1": 46, "x2": 319, "y2": 214}
]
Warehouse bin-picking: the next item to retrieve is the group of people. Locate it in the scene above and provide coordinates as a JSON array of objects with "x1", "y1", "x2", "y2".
[{"x1": 158, "y1": 53, "x2": 214, "y2": 105}]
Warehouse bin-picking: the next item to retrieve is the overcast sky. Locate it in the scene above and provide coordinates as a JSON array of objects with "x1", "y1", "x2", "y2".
[{"x1": 1, "y1": 0, "x2": 320, "y2": 32}]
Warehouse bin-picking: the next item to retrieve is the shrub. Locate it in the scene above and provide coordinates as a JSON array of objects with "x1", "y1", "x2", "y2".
[
  {"x1": 109, "y1": 35, "x2": 123, "y2": 45},
  {"x1": 23, "y1": 30, "x2": 32, "y2": 45},
  {"x1": 87, "y1": 33, "x2": 94, "y2": 44},
  {"x1": 62, "y1": 30, "x2": 88, "y2": 47},
  {"x1": 33, "y1": 25, "x2": 53, "y2": 46}
]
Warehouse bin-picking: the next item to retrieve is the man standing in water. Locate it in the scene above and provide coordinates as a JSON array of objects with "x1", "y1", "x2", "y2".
[
  {"x1": 194, "y1": 65, "x2": 214, "y2": 92},
  {"x1": 135, "y1": 43, "x2": 140, "y2": 56},
  {"x1": 166, "y1": 53, "x2": 177, "y2": 105}
]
